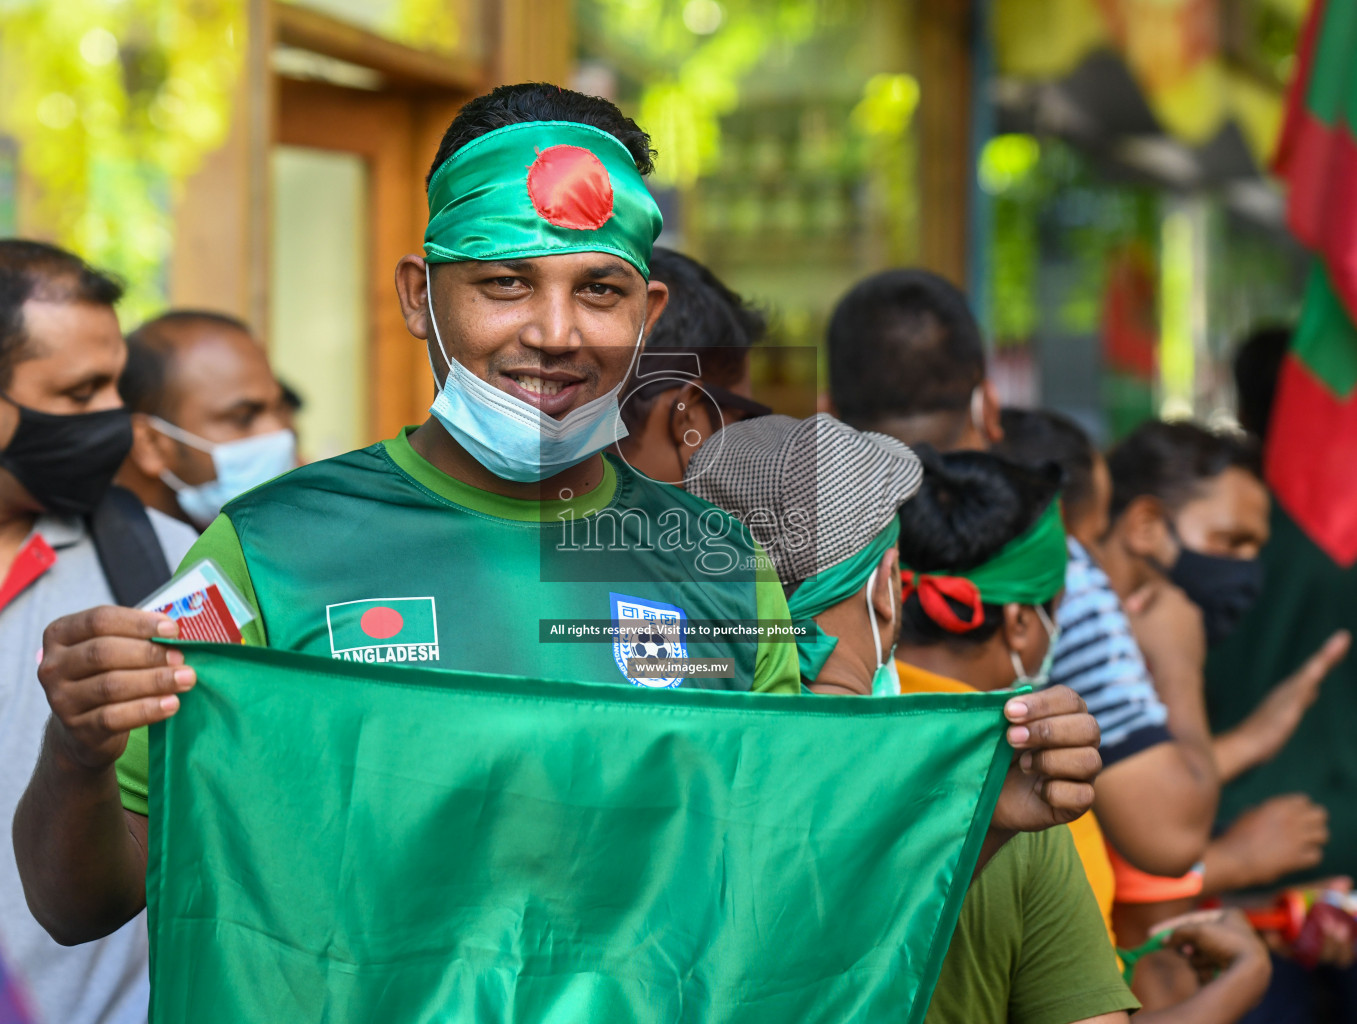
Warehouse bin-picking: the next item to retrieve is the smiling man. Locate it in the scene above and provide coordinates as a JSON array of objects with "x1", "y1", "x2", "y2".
[
  {"x1": 13, "y1": 85, "x2": 802, "y2": 950},
  {"x1": 15, "y1": 86, "x2": 1100, "y2": 975}
]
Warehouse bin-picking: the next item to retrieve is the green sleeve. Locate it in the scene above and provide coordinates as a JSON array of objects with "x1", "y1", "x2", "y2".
[
  {"x1": 115, "y1": 514, "x2": 266, "y2": 815},
  {"x1": 1009, "y1": 828, "x2": 1141, "y2": 1024},
  {"x1": 752, "y1": 544, "x2": 798, "y2": 695}
]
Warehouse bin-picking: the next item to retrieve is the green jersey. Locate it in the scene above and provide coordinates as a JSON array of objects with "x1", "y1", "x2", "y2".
[{"x1": 118, "y1": 428, "x2": 797, "y2": 814}]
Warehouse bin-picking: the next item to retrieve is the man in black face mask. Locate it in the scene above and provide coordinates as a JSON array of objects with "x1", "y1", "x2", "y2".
[
  {"x1": 1102, "y1": 420, "x2": 1348, "y2": 777},
  {"x1": 0, "y1": 240, "x2": 197, "y2": 1024}
]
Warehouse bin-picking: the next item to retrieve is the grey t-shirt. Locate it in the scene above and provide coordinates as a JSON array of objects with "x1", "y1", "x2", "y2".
[{"x1": 0, "y1": 510, "x2": 196, "y2": 1024}]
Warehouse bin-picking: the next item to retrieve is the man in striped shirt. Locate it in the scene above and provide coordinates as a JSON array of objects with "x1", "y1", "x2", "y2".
[
  {"x1": 996, "y1": 408, "x2": 1219, "y2": 882},
  {"x1": 1053, "y1": 537, "x2": 1172, "y2": 766}
]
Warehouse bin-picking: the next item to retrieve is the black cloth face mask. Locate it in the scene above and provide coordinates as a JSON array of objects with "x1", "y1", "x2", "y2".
[
  {"x1": 0, "y1": 397, "x2": 133, "y2": 517},
  {"x1": 1167, "y1": 539, "x2": 1265, "y2": 648}
]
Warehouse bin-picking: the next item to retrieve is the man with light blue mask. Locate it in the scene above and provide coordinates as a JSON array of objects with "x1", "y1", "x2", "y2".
[
  {"x1": 116, "y1": 310, "x2": 295, "y2": 530},
  {"x1": 18, "y1": 85, "x2": 819, "y2": 949},
  {"x1": 18, "y1": 84, "x2": 1109, "y2": 954}
]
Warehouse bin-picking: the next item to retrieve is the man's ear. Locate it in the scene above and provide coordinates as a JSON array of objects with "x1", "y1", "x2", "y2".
[
  {"x1": 817, "y1": 393, "x2": 837, "y2": 415},
  {"x1": 981, "y1": 378, "x2": 1003, "y2": 444},
  {"x1": 871, "y1": 547, "x2": 898, "y2": 624},
  {"x1": 1000, "y1": 602, "x2": 1036, "y2": 660},
  {"x1": 128, "y1": 413, "x2": 171, "y2": 477},
  {"x1": 394, "y1": 255, "x2": 431, "y2": 341},
  {"x1": 667, "y1": 382, "x2": 716, "y2": 450},
  {"x1": 1119, "y1": 494, "x2": 1175, "y2": 564},
  {"x1": 1001, "y1": 602, "x2": 1022, "y2": 646},
  {"x1": 643, "y1": 279, "x2": 669, "y2": 339}
]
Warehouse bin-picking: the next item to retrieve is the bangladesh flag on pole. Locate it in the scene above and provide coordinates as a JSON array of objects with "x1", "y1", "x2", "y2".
[
  {"x1": 146, "y1": 643, "x2": 1012, "y2": 1023},
  {"x1": 1269, "y1": 0, "x2": 1357, "y2": 561},
  {"x1": 1204, "y1": 0, "x2": 1357, "y2": 884}
]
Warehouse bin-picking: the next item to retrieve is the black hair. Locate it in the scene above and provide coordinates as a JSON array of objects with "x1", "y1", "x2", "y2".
[
  {"x1": 1107, "y1": 420, "x2": 1262, "y2": 523},
  {"x1": 897, "y1": 447, "x2": 1061, "y2": 648},
  {"x1": 995, "y1": 408, "x2": 1096, "y2": 522},
  {"x1": 619, "y1": 247, "x2": 765, "y2": 431},
  {"x1": 827, "y1": 269, "x2": 984, "y2": 431},
  {"x1": 1233, "y1": 324, "x2": 1290, "y2": 440},
  {"x1": 120, "y1": 309, "x2": 253, "y2": 416},
  {"x1": 0, "y1": 239, "x2": 123, "y2": 389},
  {"x1": 426, "y1": 83, "x2": 655, "y2": 189}
]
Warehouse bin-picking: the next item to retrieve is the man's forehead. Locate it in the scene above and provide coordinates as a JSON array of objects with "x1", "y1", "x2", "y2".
[
  {"x1": 20, "y1": 298, "x2": 121, "y2": 357},
  {"x1": 162, "y1": 323, "x2": 272, "y2": 399},
  {"x1": 1184, "y1": 469, "x2": 1269, "y2": 521},
  {"x1": 448, "y1": 253, "x2": 641, "y2": 279}
]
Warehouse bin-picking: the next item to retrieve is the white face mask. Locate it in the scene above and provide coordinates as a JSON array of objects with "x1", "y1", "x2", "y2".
[
  {"x1": 424, "y1": 264, "x2": 644, "y2": 483},
  {"x1": 866, "y1": 565, "x2": 901, "y2": 696},
  {"x1": 1009, "y1": 604, "x2": 1060, "y2": 688},
  {"x1": 150, "y1": 417, "x2": 297, "y2": 528}
]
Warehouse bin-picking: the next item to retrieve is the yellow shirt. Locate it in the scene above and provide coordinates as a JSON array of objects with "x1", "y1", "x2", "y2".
[{"x1": 895, "y1": 659, "x2": 1118, "y2": 946}]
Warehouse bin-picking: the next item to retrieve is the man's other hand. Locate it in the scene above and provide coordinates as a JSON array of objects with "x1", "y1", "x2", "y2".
[
  {"x1": 1161, "y1": 909, "x2": 1272, "y2": 997},
  {"x1": 39, "y1": 606, "x2": 192, "y2": 772},
  {"x1": 995, "y1": 685, "x2": 1102, "y2": 832}
]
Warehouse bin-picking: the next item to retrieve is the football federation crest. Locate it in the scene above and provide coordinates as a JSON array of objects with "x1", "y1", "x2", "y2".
[
  {"x1": 326, "y1": 597, "x2": 440, "y2": 664},
  {"x1": 610, "y1": 592, "x2": 688, "y2": 688}
]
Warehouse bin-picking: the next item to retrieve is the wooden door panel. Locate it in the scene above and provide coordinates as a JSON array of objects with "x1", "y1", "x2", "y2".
[{"x1": 277, "y1": 78, "x2": 470, "y2": 441}]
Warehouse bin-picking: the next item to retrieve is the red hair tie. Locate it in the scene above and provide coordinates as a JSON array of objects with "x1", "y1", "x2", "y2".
[{"x1": 901, "y1": 570, "x2": 984, "y2": 633}]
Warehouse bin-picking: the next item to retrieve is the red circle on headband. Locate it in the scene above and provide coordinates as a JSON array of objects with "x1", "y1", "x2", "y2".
[{"x1": 527, "y1": 145, "x2": 615, "y2": 231}]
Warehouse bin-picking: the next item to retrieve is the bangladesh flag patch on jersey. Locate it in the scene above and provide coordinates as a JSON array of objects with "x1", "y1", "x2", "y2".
[{"x1": 326, "y1": 597, "x2": 440, "y2": 664}]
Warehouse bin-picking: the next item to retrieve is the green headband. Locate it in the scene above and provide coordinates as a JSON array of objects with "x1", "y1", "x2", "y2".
[
  {"x1": 788, "y1": 519, "x2": 900, "y2": 682},
  {"x1": 901, "y1": 498, "x2": 1068, "y2": 608},
  {"x1": 424, "y1": 120, "x2": 664, "y2": 278}
]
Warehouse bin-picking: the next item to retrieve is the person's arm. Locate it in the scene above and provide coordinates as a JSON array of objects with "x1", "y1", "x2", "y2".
[
  {"x1": 13, "y1": 607, "x2": 188, "y2": 944},
  {"x1": 1212, "y1": 630, "x2": 1350, "y2": 783},
  {"x1": 14, "y1": 514, "x2": 258, "y2": 944},
  {"x1": 1092, "y1": 741, "x2": 1217, "y2": 878},
  {"x1": 1097, "y1": 583, "x2": 1218, "y2": 877},
  {"x1": 1132, "y1": 911, "x2": 1273, "y2": 1023},
  {"x1": 1008, "y1": 828, "x2": 1141, "y2": 1023},
  {"x1": 1200, "y1": 794, "x2": 1328, "y2": 895}
]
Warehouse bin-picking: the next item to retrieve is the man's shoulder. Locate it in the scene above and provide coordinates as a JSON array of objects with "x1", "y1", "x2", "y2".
[
  {"x1": 608, "y1": 455, "x2": 756, "y2": 543},
  {"x1": 146, "y1": 507, "x2": 199, "y2": 566}
]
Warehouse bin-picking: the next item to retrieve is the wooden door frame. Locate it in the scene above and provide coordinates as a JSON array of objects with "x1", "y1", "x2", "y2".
[{"x1": 272, "y1": 30, "x2": 478, "y2": 438}]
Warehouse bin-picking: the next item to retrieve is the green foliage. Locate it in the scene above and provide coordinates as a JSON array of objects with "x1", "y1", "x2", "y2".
[
  {"x1": 584, "y1": 0, "x2": 859, "y2": 187},
  {"x1": 987, "y1": 136, "x2": 1160, "y2": 348},
  {"x1": 0, "y1": 0, "x2": 243, "y2": 323}
]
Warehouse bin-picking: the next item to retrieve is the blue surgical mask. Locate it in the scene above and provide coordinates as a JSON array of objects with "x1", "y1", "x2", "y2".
[
  {"x1": 425, "y1": 265, "x2": 642, "y2": 484},
  {"x1": 866, "y1": 566, "x2": 901, "y2": 696},
  {"x1": 1010, "y1": 604, "x2": 1060, "y2": 688},
  {"x1": 151, "y1": 417, "x2": 297, "y2": 528}
]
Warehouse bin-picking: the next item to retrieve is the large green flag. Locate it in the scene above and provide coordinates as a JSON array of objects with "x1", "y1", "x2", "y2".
[{"x1": 146, "y1": 643, "x2": 1012, "y2": 1023}]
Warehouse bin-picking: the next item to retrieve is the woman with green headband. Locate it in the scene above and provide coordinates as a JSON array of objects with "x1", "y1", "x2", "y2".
[
  {"x1": 895, "y1": 449, "x2": 1067, "y2": 693},
  {"x1": 894, "y1": 448, "x2": 1270, "y2": 1024}
]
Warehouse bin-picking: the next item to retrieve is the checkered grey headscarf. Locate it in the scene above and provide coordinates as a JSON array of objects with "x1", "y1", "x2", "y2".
[{"x1": 685, "y1": 413, "x2": 923, "y2": 586}]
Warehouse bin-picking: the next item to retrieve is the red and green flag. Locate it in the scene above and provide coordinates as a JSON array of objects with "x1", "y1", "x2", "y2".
[
  {"x1": 1268, "y1": 0, "x2": 1357, "y2": 563},
  {"x1": 146, "y1": 642, "x2": 1012, "y2": 1022},
  {"x1": 1204, "y1": 0, "x2": 1357, "y2": 884}
]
